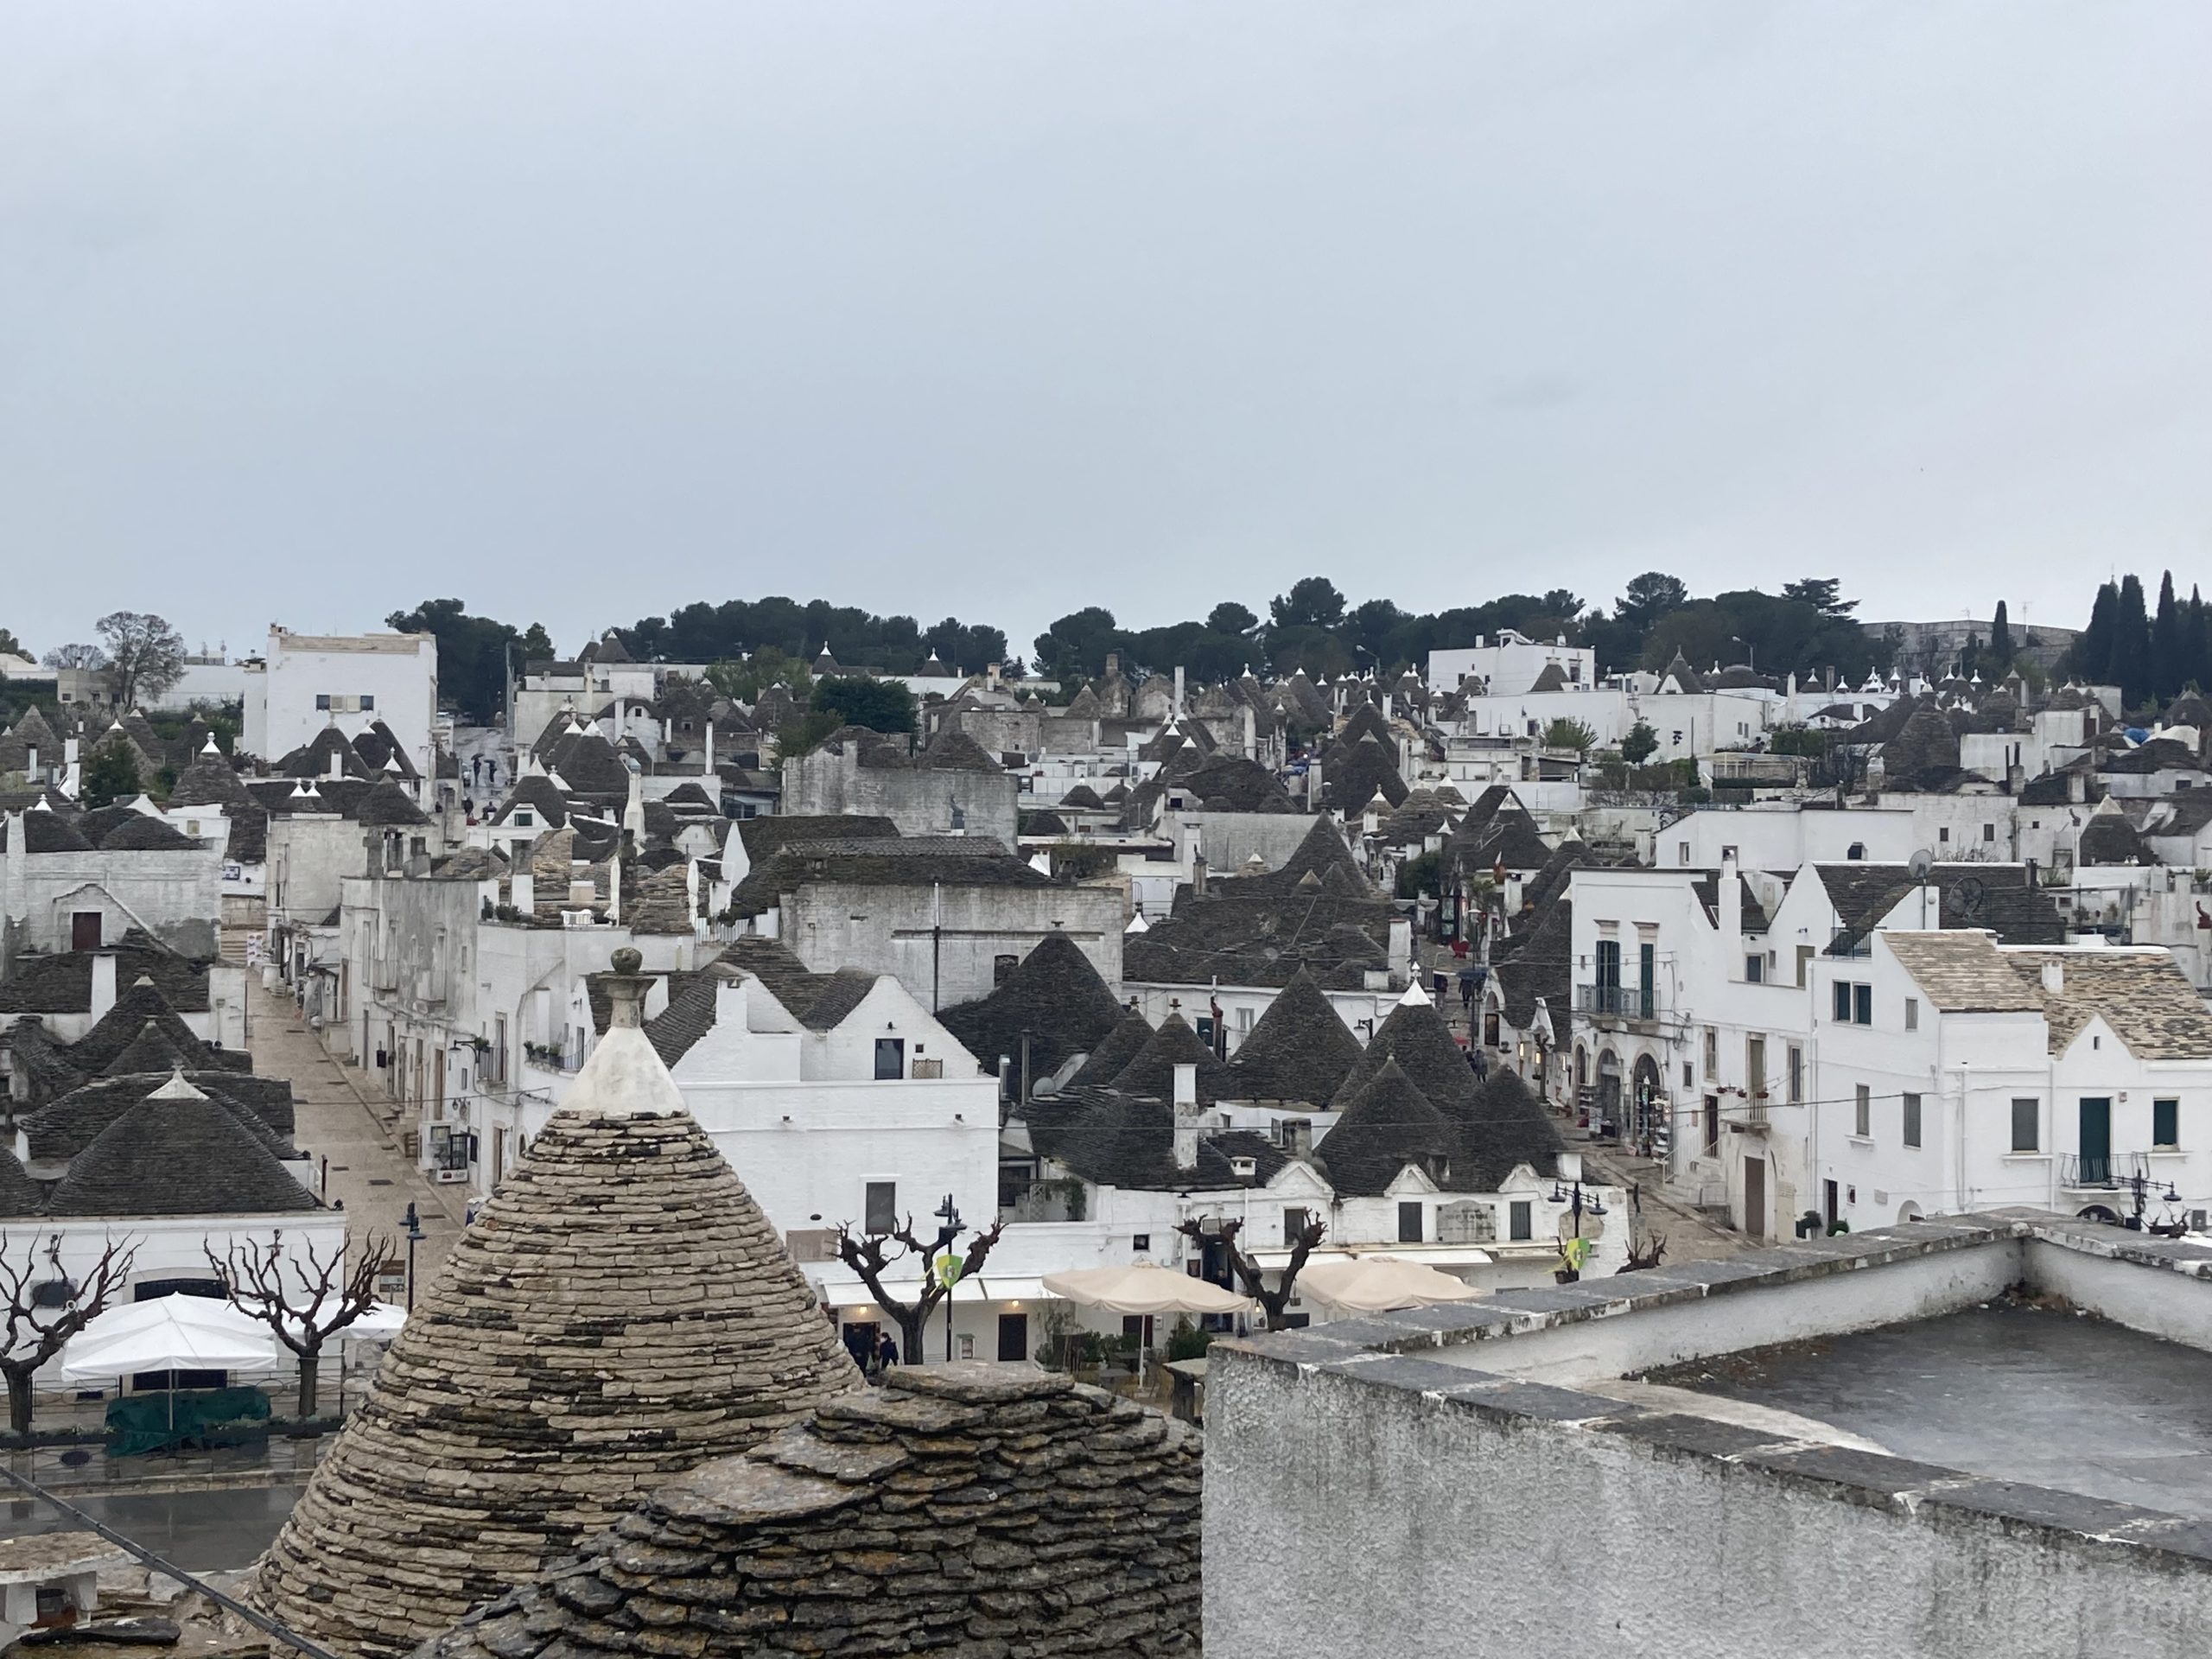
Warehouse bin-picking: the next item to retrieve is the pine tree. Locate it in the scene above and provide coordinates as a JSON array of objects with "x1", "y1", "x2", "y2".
[{"x1": 2152, "y1": 571, "x2": 2184, "y2": 707}]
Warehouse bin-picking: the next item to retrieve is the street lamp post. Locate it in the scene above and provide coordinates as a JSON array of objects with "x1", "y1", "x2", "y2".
[{"x1": 403, "y1": 1202, "x2": 427, "y2": 1312}]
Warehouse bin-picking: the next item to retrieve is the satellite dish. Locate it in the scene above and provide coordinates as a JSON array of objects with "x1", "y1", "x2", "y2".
[{"x1": 1906, "y1": 849, "x2": 1935, "y2": 881}]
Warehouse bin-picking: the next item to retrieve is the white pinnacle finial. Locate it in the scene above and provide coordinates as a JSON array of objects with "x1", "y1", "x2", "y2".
[{"x1": 564, "y1": 948, "x2": 686, "y2": 1119}]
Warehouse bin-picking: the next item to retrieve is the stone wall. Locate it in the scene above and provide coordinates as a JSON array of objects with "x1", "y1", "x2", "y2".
[{"x1": 418, "y1": 1363, "x2": 1202, "y2": 1659}]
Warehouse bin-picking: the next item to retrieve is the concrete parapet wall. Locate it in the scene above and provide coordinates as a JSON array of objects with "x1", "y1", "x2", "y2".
[{"x1": 1205, "y1": 1210, "x2": 2212, "y2": 1659}]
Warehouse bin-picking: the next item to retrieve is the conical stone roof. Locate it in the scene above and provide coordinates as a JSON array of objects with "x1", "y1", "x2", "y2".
[
  {"x1": 938, "y1": 931, "x2": 1125, "y2": 1077},
  {"x1": 1318, "y1": 1058, "x2": 1452, "y2": 1197},
  {"x1": 1329, "y1": 991, "x2": 1482, "y2": 1121},
  {"x1": 1107, "y1": 1011, "x2": 1236, "y2": 1104},
  {"x1": 1066, "y1": 1007, "x2": 1153, "y2": 1089},
  {"x1": 254, "y1": 950, "x2": 860, "y2": 1658},
  {"x1": 1227, "y1": 966, "x2": 1361, "y2": 1105}
]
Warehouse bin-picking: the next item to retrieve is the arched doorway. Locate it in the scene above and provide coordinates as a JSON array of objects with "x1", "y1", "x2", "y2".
[
  {"x1": 1631, "y1": 1055, "x2": 1664, "y2": 1152},
  {"x1": 1897, "y1": 1201, "x2": 1924, "y2": 1223},
  {"x1": 1596, "y1": 1049, "x2": 1623, "y2": 1134},
  {"x1": 1574, "y1": 1047, "x2": 1588, "y2": 1093}
]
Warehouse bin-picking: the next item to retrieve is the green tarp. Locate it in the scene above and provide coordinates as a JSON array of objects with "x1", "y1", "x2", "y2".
[{"x1": 105, "y1": 1387, "x2": 271, "y2": 1456}]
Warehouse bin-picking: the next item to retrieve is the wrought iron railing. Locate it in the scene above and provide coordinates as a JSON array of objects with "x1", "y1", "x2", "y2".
[{"x1": 1575, "y1": 983, "x2": 1659, "y2": 1020}]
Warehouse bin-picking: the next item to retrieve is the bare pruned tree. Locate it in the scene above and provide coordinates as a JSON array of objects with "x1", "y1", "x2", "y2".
[
  {"x1": 0, "y1": 1233, "x2": 138, "y2": 1434},
  {"x1": 208, "y1": 1230, "x2": 388, "y2": 1417},
  {"x1": 1174, "y1": 1213, "x2": 1326, "y2": 1332},
  {"x1": 832, "y1": 1213, "x2": 1006, "y2": 1365}
]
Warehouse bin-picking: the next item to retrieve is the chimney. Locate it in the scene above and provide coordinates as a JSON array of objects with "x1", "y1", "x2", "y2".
[
  {"x1": 703, "y1": 720, "x2": 715, "y2": 775},
  {"x1": 328, "y1": 747, "x2": 344, "y2": 782},
  {"x1": 1191, "y1": 852, "x2": 1207, "y2": 899},
  {"x1": 1172, "y1": 1065, "x2": 1201, "y2": 1169},
  {"x1": 1105, "y1": 652, "x2": 1120, "y2": 677},
  {"x1": 2068, "y1": 771, "x2": 2086, "y2": 804},
  {"x1": 1285, "y1": 1117, "x2": 1313, "y2": 1159},
  {"x1": 90, "y1": 953, "x2": 117, "y2": 1021},
  {"x1": 1306, "y1": 759, "x2": 1323, "y2": 807},
  {"x1": 2042, "y1": 959, "x2": 2064, "y2": 995},
  {"x1": 987, "y1": 662, "x2": 1001, "y2": 691},
  {"x1": 1720, "y1": 853, "x2": 1743, "y2": 944},
  {"x1": 1173, "y1": 665, "x2": 1186, "y2": 718}
]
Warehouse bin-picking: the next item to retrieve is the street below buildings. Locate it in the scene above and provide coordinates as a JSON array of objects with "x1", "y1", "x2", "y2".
[{"x1": 240, "y1": 963, "x2": 466, "y2": 1296}]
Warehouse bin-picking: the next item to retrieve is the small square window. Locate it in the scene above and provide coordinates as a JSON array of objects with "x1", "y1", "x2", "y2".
[
  {"x1": 361, "y1": 694, "x2": 375, "y2": 711},
  {"x1": 315, "y1": 694, "x2": 331, "y2": 710},
  {"x1": 1983, "y1": 822, "x2": 1997, "y2": 842},
  {"x1": 1132, "y1": 1233, "x2": 1150, "y2": 1252}
]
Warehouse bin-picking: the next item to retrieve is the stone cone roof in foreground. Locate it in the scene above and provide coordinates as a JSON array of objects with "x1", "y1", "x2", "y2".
[
  {"x1": 256, "y1": 957, "x2": 860, "y2": 1659},
  {"x1": 416, "y1": 1363, "x2": 1202, "y2": 1659}
]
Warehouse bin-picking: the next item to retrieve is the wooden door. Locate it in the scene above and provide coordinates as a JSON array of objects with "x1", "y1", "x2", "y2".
[
  {"x1": 1745, "y1": 1156, "x2": 1766, "y2": 1237},
  {"x1": 997, "y1": 1313, "x2": 1029, "y2": 1363},
  {"x1": 72, "y1": 912, "x2": 102, "y2": 950}
]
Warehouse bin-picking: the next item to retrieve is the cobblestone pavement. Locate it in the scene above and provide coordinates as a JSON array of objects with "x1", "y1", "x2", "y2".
[{"x1": 241, "y1": 969, "x2": 465, "y2": 1286}]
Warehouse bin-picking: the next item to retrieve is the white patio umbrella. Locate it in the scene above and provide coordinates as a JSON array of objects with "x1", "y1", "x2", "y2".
[
  {"x1": 1298, "y1": 1255, "x2": 1486, "y2": 1316},
  {"x1": 1040, "y1": 1263, "x2": 1251, "y2": 1317},
  {"x1": 60, "y1": 1294, "x2": 283, "y2": 1383}
]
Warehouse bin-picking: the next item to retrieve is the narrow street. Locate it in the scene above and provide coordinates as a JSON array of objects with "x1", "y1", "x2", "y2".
[{"x1": 239, "y1": 965, "x2": 466, "y2": 1290}]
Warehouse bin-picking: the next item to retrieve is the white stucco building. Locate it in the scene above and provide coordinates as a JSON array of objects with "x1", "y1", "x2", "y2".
[{"x1": 243, "y1": 628, "x2": 439, "y2": 781}]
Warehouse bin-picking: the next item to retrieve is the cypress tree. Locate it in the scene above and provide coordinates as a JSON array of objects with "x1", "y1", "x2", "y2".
[
  {"x1": 1988, "y1": 601, "x2": 2013, "y2": 675},
  {"x1": 2113, "y1": 574, "x2": 2151, "y2": 709},
  {"x1": 2152, "y1": 570, "x2": 2184, "y2": 706},
  {"x1": 2076, "y1": 581, "x2": 2120, "y2": 683}
]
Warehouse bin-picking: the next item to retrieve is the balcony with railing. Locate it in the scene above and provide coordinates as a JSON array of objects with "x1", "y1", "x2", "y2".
[
  {"x1": 2059, "y1": 1152, "x2": 2152, "y2": 1192},
  {"x1": 1722, "y1": 1091, "x2": 1771, "y2": 1134},
  {"x1": 1574, "y1": 983, "x2": 1660, "y2": 1026}
]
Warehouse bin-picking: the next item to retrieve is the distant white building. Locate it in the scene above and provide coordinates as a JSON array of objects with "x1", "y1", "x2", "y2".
[
  {"x1": 242, "y1": 628, "x2": 438, "y2": 781},
  {"x1": 1427, "y1": 631, "x2": 1597, "y2": 699}
]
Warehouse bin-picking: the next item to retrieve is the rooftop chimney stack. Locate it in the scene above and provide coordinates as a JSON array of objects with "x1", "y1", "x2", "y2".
[
  {"x1": 90, "y1": 952, "x2": 117, "y2": 1021},
  {"x1": 2042, "y1": 959, "x2": 2064, "y2": 995}
]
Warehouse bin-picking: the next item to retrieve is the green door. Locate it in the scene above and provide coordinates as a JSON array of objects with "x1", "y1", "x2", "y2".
[{"x1": 2078, "y1": 1097, "x2": 2111, "y2": 1185}]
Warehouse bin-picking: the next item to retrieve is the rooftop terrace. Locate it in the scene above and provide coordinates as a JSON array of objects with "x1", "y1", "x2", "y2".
[{"x1": 1205, "y1": 1211, "x2": 2212, "y2": 1659}]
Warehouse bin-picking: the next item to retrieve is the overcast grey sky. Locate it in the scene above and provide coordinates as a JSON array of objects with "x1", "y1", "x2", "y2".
[{"x1": 3, "y1": 3, "x2": 2207, "y2": 662}]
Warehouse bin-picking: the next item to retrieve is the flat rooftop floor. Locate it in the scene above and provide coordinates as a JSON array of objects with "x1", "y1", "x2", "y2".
[{"x1": 1648, "y1": 1300, "x2": 2212, "y2": 1521}]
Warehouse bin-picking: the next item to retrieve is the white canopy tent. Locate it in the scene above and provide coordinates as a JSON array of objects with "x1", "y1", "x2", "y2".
[
  {"x1": 1040, "y1": 1263, "x2": 1251, "y2": 1317},
  {"x1": 60, "y1": 1295, "x2": 283, "y2": 1384},
  {"x1": 1298, "y1": 1255, "x2": 1486, "y2": 1316}
]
